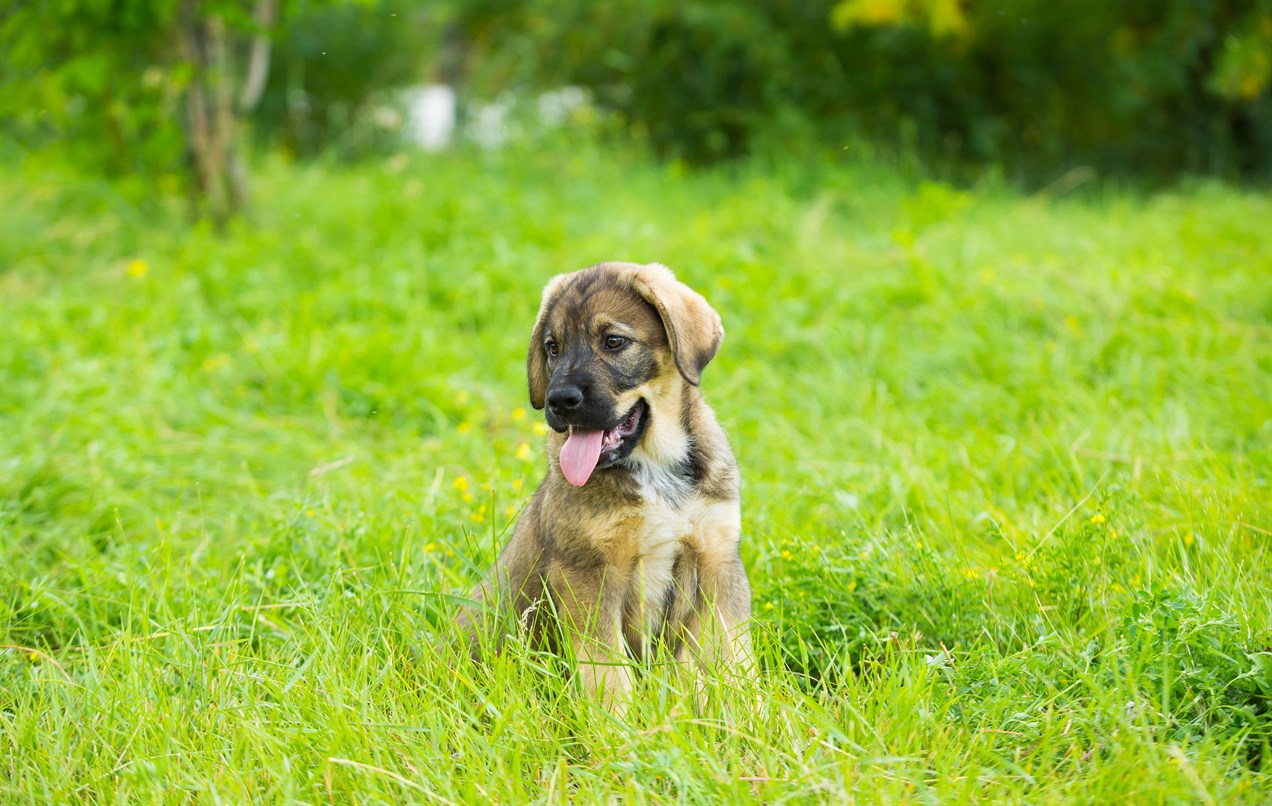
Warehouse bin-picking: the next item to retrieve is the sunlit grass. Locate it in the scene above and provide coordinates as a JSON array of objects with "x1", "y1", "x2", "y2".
[{"x1": 2, "y1": 139, "x2": 1269, "y2": 802}]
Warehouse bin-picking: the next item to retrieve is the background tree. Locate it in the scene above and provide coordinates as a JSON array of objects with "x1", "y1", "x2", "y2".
[
  {"x1": 175, "y1": 0, "x2": 276, "y2": 225},
  {"x1": 3, "y1": 0, "x2": 288, "y2": 226}
]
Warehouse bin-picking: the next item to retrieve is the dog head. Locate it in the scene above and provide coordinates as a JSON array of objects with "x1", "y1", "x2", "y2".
[{"x1": 527, "y1": 262, "x2": 723, "y2": 486}]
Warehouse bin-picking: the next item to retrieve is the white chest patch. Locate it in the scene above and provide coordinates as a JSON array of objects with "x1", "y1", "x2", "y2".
[
  {"x1": 624, "y1": 455, "x2": 698, "y2": 628},
  {"x1": 628, "y1": 453, "x2": 694, "y2": 508}
]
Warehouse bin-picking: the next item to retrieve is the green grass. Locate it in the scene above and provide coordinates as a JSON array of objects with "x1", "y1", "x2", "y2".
[{"x1": 2, "y1": 137, "x2": 1270, "y2": 803}]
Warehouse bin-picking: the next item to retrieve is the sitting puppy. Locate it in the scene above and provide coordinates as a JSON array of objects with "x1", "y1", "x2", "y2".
[{"x1": 458, "y1": 262, "x2": 753, "y2": 706}]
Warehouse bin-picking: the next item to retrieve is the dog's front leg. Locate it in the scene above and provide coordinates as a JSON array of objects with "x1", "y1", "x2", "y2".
[
  {"x1": 682, "y1": 548, "x2": 754, "y2": 677},
  {"x1": 549, "y1": 565, "x2": 633, "y2": 712}
]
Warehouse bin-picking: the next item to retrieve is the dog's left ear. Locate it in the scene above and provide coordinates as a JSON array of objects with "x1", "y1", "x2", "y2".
[
  {"x1": 631, "y1": 263, "x2": 724, "y2": 386},
  {"x1": 527, "y1": 274, "x2": 569, "y2": 409}
]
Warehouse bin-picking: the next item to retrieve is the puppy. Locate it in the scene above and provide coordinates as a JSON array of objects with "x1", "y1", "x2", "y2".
[{"x1": 458, "y1": 262, "x2": 752, "y2": 706}]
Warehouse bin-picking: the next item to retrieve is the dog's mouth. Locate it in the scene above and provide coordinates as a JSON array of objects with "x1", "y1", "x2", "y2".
[{"x1": 559, "y1": 400, "x2": 647, "y2": 487}]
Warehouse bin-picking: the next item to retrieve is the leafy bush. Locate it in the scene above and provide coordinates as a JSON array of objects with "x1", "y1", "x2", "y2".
[
  {"x1": 626, "y1": 3, "x2": 790, "y2": 163},
  {"x1": 0, "y1": 1, "x2": 185, "y2": 182},
  {"x1": 451, "y1": 0, "x2": 1272, "y2": 179}
]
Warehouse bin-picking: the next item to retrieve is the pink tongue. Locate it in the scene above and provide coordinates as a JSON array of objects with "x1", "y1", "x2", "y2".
[{"x1": 560, "y1": 428, "x2": 605, "y2": 486}]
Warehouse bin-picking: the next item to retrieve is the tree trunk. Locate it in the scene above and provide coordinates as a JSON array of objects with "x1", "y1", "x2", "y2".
[
  {"x1": 240, "y1": 0, "x2": 277, "y2": 114},
  {"x1": 176, "y1": 0, "x2": 275, "y2": 229}
]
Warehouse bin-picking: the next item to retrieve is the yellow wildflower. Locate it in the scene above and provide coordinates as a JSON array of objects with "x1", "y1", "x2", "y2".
[
  {"x1": 126, "y1": 258, "x2": 149, "y2": 278},
  {"x1": 461, "y1": 492, "x2": 473, "y2": 503},
  {"x1": 1090, "y1": 513, "x2": 1105, "y2": 524},
  {"x1": 780, "y1": 550, "x2": 792, "y2": 560},
  {"x1": 424, "y1": 542, "x2": 436, "y2": 553},
  {"x1": 1183, "y1": 533, "x2": 1195, "y2": 547},
  {"x1": 505, "y1": 505, "x2": 517, "y2": 518},
  {"x1": 962, "y1": 568, "x2": 979, "y2": 580},
  {"x1": 471, "y1": 511, "x2": 485, "y2": 523},
  {"x1": 516, "y1": 443, "x2": 533, "y2": 462},
  {"x1": 511, "y1": 478, "x2": 523, "y2": 492},
  {"x1": 512, "y1": 407, "x2": 526, "y2": 422},
  {"x1": 456, "y1": 421, "x2": 472, "y2": 435},
  {"x1": 533, "y1": 421, "x2": 550, "y2": 436},
  {"x1": 452, "y1": 476, "x2": 469, "y2": 491},
  {"x1": 764, "y1": 602, "x2": 775, "y2": 610}
]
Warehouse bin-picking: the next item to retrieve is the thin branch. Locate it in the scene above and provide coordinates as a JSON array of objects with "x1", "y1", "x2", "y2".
[{"x1": 239, "y1": 0, "x2": 277, "y2": 113}]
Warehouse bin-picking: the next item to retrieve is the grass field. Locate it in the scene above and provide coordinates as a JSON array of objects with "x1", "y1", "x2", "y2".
[{"x1": 2, "y1": 138, "x2": 1270, "y2": 803}]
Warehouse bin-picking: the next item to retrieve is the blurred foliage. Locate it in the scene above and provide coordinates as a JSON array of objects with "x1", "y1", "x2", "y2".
[
  {"x1": 450, "y1": 0, "x2": 1272, "y2": 180},
  {"x1": 0, "y1": 0, "x2": 187, "y2": 186},
  {"x1": 3, "y1": 0, "x2": 1270, "y2": 185},
  {"x1": 1209, "y1": 9, "x2": 1272, "y2": 99},
  {"x1": 628, "y1": 4, "x2": 790, "y2": 163},
  {"x1": 252, "y1": 3, "x2": 439, "y2": 158},
  {"x1": 831, "y1": 0, "x2": 969, "y2": 38}
]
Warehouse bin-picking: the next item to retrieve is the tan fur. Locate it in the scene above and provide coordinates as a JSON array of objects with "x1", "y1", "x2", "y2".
[{"x1": 457, "y1": 262, "x2": 753, "y2": 710}]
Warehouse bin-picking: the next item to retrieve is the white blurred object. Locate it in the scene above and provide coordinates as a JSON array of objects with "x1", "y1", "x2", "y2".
[
  {"x1": 402, "y1": 84, "x2": 591, "y2": 151},
  {"x1": 537, "y1": 86, "x2": 588, "y2": 126},
  {"x1": 469, "y1": 96, "x2": 513, "y2": 148},
  {"x1": 403, "y1": 84, "x2": 456, "y2": 151}
]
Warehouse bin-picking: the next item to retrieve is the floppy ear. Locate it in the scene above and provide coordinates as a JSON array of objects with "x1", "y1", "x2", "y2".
[
  {"x1": 631, "y1": 263, "x2": 724, "y2": 386},
  {"x1": 527, "y1": 274, "x2": 569, "y2": 409}
]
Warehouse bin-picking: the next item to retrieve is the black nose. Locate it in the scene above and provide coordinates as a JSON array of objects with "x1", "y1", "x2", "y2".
[{"x1": 547, "y1": 385, "x2": 584, "y2": 413}]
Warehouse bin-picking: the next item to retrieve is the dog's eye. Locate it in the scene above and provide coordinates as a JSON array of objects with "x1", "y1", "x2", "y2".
[
  {"x1": 603, "y1": 335, "x2": 626, "y2": 350},
  {"x1": 545, "y1": 340, "x2": 558, "y2": 358}
]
